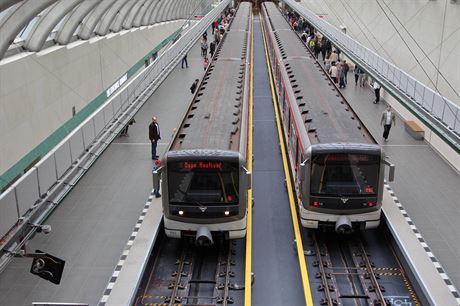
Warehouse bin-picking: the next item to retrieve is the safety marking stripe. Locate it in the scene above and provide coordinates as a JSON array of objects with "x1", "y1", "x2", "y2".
[
  {"x1": 98, "y1": 190, "x2": 155, "y2": 306},
  {"x1": 385, "y1": 183, "x2": 460, "y2": 304},
  {"x1": 244, "y1": 11, "x2": 254, "y2": 306}
]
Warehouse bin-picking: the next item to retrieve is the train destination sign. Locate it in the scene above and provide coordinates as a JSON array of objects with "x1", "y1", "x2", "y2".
[{"x1": 182, "y1": 161, "x2": 223, "y2": 169}]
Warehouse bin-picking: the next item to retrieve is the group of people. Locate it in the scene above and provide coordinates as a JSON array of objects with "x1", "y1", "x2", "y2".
[
  {"x1": 199, "y1": 9, "x2": 235, "y2": 71},
  {"x1": 287, "y1": 10, "x2": 396, "y2": 141},
  {"x1": 327, "y1": 59, "x2": 349, "y2": 89}
]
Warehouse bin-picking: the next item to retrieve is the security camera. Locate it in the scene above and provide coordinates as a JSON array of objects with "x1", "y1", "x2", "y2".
[{"x1": 36, "y1": 225, "x2": 52, "y2": 234}]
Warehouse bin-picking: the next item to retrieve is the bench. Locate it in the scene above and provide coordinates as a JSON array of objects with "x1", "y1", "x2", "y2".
[{"x1": 404, "y1": 120, "x2": 424, "y2": 140}]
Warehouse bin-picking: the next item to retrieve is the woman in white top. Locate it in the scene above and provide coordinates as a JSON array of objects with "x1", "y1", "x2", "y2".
[
  {"x1": 380, "y1": 106, "x2": 395, "y2": 141},
  {"x1": 329, "y1": 63, "x2": 338, "y2": 83}
]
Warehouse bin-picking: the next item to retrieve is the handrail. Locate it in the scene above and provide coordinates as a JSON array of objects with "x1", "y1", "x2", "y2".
[{"x1": 284, "y1": 0, "x2": 460, "y2": 153}]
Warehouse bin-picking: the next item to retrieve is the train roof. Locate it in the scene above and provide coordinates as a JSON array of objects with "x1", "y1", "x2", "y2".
[
  {"x1": 229, "y1": 2, "x2": 251, "y2": 32},
  {"x1": 170, "y1": 3, "x2": 251, "y2": 152},
  {"x1": 263, "y1": 2, "x2": 374, "y2": 145}
]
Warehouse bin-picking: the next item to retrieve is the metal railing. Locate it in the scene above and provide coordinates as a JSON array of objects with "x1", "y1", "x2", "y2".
[
  {"x1": 284, "y1": 0, "x2": 460, "y2": 152},
  {"x1": 0, "y1": 0, "x2": 231, "y2": 272}
]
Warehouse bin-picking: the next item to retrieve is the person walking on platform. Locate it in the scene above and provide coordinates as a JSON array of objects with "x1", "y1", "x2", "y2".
[
  {"x1": 339, "y1": 65, "x2": 346, "y2": 89},
  {"x1": 373, "y1": 81, "x2": 381, "y2": 103},
  {"x1": 358, "y1": 68, "x2": 366, "y2": 87},
  {"x1": 190, "y1": 79, "x2": 199, "y2": 94},
  {"x1": 203, "y1": 56, "x2": 209, "y2": 71},
  {"x1": 181, "y1": 54, "x2": 188, "y2": 69},
  {"x1": 120, "y1": 117, "x2": 136, "y2": 136},
  {"x1": 342, "y1": 60, "x2": 349, "y2": 84},
  {"x1": 149, "y1": 117, "x2": 161, "y2": 160},
  {"x1": 329, "y1": 62, "x2": 338, "y2": 84},
  {"x1": 381, "y1": 106, "x2": 395, "y2": 142},
  {"x1": 354, "y1": 65, "x2": 360, "y2": 86},
  {"x1": 201, "y1": 38, "x2": 208, "y2": 57},
  {"x1": 210, "y1": 41, "x2": 216, "y2": 58}
]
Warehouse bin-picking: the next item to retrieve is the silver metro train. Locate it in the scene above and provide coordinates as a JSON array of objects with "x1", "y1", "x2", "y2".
[
  {"x1": 261, "y1": 2, "x2": 395, "y2": 233},
  {"x1": 153, "y1": 2, "x2": 252, "y2": 244}
]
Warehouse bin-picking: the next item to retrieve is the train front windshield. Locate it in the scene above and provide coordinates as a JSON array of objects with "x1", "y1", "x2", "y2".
[
  {"x1": 310, "y1": 153, "x2": 380, "y2": 196},
  {"x1": 168, "y1": 161, "x2": 239, "y2": 205}
]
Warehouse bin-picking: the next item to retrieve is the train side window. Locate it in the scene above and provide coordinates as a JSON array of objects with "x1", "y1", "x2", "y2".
[
  {"x1": 290, "y1": 122, "x2": 296, "y2": 165},
  {"x1": 295, "y1": 139, "x2": 300, "y2": 171},
  {"x1": 287, "y1": 109, "x2": 291, "y2": 136},
  {"x1": 280, "y1": 83, "x2": 285, "y2": 109},
  {"x1": 283, "y1": 90, "x2": 288, "y2": 119}
]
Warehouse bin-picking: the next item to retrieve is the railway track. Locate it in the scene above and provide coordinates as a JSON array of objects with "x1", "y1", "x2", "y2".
[
  {"x1": 304, "y1": 228, "x2": 421, "y2": 306},
  {"x1": 135, "y1": 234, "x2": 245, "y2": 306}
]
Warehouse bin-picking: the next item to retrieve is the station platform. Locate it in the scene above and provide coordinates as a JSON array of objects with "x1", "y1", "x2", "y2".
[{"x1": 0, "y1": 39, "x2": 206, "y2": 306}]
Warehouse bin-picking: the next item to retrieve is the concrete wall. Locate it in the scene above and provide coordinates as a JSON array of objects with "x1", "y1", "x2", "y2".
[
  {"x1": 0, "y1": 20, "x2": 183, "y2": 176},
  {"x1": 299, "y1": 0, "x2": 460, "y2": 106}
]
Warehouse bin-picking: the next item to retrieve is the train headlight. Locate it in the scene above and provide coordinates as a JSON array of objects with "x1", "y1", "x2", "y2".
[
  {"x1": 312, "y1": 201, "x2": 319, "y2": 207},
  {"x1": 367, "y1": 202, "x2": 375, "y2": 207},
  {"x1": 178, "y1": 210, "x2": 184, "y2": 215},
  {"x1": 224, "y1": 211, "x2": 230, "y2": 216}
]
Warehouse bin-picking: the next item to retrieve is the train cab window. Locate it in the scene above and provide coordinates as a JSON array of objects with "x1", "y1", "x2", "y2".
[
  {"x1": 167, "y1": 161, "x2": 239, "y2": 205},
  {"x1": 310, "y1": 153, "x2": 380, "y2": 196}
]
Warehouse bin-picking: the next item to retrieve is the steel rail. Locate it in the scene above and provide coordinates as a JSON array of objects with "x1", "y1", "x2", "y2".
[
  {"x1": 354, "y1": 240, "x2": 387, "y2": 306},
  {"x1": 312, "y1": 233, "x2": 336, "y2": 306}
]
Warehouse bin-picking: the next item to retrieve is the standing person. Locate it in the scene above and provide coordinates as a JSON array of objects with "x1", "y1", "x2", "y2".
[
  {"x1": 120, "y1": 117, "x2": 136, "y2": 136},
  {"x1": 202, "y1": 31, "x2": 207, "y2": 41},
  {"x1": 325, "y1": 40, "x2": 332, "y2": 59},
  {"x1": 181, "y1": 53, "x2": 188, "y2": 69},
  {"x1": 339, "y1": 64, "x2": 346, "y2": 89},
  {"x1": 358, "y1": 68, "x2": 365, "y2": 87},
  {"x1": 201, "y1": 38, "x2": 208, "y2": 57},
  {"x1": 329, "y1": 62, "x2": 338, "y2": 83},
  {"x1": 209, "y1": 41, "x2": 216, "y2": 58},
  {"x1": 342, "y1": 60, "x2": 349, "y2": 84},
  {"x1": 329, "y1": 50, "x2": 338, "y2": 64},
  {"x1": 190, "y1": 79, "x2": 199, "y2": 94},
  {"x1": 321, "y1": 38, "x2": 327, "y2": 62},
  {"x1": 152, "y1": 159, "x2": 161, "y2": 198},
  {"x1": 373, "y1": 81, "x2": 381, "y2": 103},
  {"x1": 301, "y1": 31, "x2": 308, "y2": 43},
  {"x1": 203, "y1": 56, "x2": 209, "y2": 71},
  {"x1": 380, "y1": 106, "x2": 395, "y2": 141},
  {"x1": 149, "y1": 117, "x2": 161, "y2": 160},
  {"x1": 354, "y1": 65, "x2": 360, "y2": 86},
  {"x1": 314, "y1": 40, "x2": 321, "y2": 59},
  {"x1": 214, "y1": 29, "x2": 220, "y2": 44}
]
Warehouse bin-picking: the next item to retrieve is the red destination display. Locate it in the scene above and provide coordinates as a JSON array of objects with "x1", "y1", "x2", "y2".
[
  {"x1": 325, "y1": 154, "x2": 370, "y2": 162},
  {"x1": 183, "y1": 161, "x2": 223, "y2": 169}
]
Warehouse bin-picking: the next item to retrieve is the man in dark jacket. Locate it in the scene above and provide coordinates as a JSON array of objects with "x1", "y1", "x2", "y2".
[
  {"x1": 209, "y1": 41, "x2": 216, "y2": 58},
  {"x1": 190, "y1": 79, "x2": 199, "y2": 94},
  {"x1": 149, "y1": 117, "x2": 161, "y2": 159}
]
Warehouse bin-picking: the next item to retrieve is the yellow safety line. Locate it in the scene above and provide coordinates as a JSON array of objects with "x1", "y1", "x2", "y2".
[
  {"x1": 244, "y1": 12, "x2": 254, "y2": 306},
  {"x1": 260, "y1": 16, "x2": 314, "y2": 306}
]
